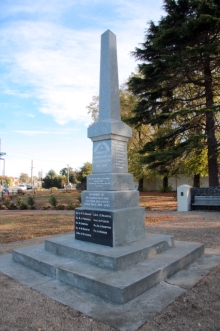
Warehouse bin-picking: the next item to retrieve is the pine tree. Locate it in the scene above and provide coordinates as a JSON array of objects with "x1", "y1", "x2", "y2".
[{"x1": 128, "y1": 0, "x2": 220, "y2": 187}]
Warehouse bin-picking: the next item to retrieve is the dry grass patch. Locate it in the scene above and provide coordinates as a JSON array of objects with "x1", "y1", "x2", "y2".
[
  {"x1": 0, "y1": 213, "x2": 74, "y2": 243},
  {"x1": 140, "y1": 191, "x2": 177, "y2": 211}
]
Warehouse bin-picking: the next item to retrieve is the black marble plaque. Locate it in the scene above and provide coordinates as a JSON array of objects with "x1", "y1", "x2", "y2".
[{"x1": 75, "y1": 209, "x2": 113, "y2": 247}]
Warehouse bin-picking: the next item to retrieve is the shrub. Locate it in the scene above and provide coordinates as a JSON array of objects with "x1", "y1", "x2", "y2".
[
  {"x1": 66, "y1": 201, "x2": 75, "y2": 210},
  {"x1": 3, "y1": 197, "x2": 11, "y2": 209},
  {"x1": 159, "y1": 184, "x2": 173, "y2": 193},
  {"x1": 8, "y1": 203, "x2": 18, "y2": 210},
  {"x1": 16, "y1": 196, "x2": 23, "y2": 207},
  {"x1": 48, "y1": 195, "x2": 58, "y2": 208},
  {"x1": 27, "y1": 196, "x2": 35, "y2": 209},
  {"x1": 56, "y1": 204, "x2": 65, "y2": 210},
  {"x1": 77, "y1": 194, "x2": 81, "y2": 206},
  {"x1": 20, "y1": 203, "x2": 28, "y2": 210}
]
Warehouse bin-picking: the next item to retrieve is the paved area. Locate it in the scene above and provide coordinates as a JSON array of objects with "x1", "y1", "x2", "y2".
[{"x1": 0, "y1": 239, "x2": 220, "y2": 331}]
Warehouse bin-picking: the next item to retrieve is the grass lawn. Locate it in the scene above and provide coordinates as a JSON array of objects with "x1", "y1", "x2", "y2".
[
  {"x1": 0, "y1": 213, "x2": 73, "y2": 243},
  {"x1": 0, "y1": 191, "x2": 177, "y2": 244}
]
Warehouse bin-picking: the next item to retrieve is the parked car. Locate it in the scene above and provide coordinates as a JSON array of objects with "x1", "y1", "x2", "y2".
[
  {"x1": 2, "y1": 187, "x2": 9, "y2": 195},
  {"x1": 26, "y1": 184, "x2": 33, "y2": 190},
  {"x1": 17, "y1": 184, "x2": 27, "y2": 193}
]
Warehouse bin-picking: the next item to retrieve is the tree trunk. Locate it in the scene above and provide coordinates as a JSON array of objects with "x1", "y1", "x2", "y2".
[
  {"x1": 204, "y1": 56, "x2": 219, "y2": 187},
  {"x1": 163, "y1": 176, "x2": 168, "y2": 192},
  {"x1": 193, "y1": 174, "x2": 200, "y2": 188},
  {"x1": 138, "y1": 178, "x2": 144, "y2": 192}
]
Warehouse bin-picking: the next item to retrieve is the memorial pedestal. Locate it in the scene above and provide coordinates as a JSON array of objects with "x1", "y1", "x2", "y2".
[
  {"x1": 10, "y1": 30, "x2": 205, "y2": 329},
  {"x1": 75, "y1": 206, "x2": 145, "y2": 247}
]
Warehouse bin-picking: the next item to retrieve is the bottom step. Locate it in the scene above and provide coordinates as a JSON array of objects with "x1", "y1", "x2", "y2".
[{"x1": 12, "y1": 234, "x2": 204, "y2": 304}]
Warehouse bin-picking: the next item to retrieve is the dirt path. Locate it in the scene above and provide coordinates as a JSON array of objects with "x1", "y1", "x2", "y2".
[{"x1": 0, "y1": 210, "x2": 220, "y2": 331}]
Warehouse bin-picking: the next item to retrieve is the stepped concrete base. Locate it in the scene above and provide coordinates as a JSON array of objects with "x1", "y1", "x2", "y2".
[
  {"x1": 1, "y1": 247, "x2": 220, "y2": 331},
  {"x1": 12, "y1": 233, "x2": 204, "y2": 304},
  {"x1": 44, "y1": 233, "x2": 174, "y2": 270}
]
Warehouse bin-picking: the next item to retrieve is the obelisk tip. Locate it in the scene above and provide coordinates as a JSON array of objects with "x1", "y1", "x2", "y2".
[{"x1": 102, "y1": 29, "x2": 115, "y2": 37}]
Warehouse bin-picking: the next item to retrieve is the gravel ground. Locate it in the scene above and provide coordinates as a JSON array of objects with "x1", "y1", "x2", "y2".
[{"x1": 0, "y1": 210, "x2": 220, "y2": 331}]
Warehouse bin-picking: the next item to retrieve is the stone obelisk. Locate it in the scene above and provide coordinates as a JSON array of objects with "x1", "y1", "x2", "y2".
[{"x1": 75, "y1": 30, "x2": 145, "y2": 247}]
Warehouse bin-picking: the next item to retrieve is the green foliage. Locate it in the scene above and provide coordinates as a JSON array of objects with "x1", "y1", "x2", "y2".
[
  {"x1": 77, "y1": 162, "x2": 92, "y2": 183},
  {"x1": 16, "y1": 196, "x2": 22, "y2": 207},
  {"x1": 48, "y1": 195, "x2": 58, "y2": 208},
  {"x1": 43, "y1": 170, "x2": 66, "y2": 189},
  {"x1": 86, "y1": 95, "x2": 99, "y2": 124},
  {"x1": 159, "y1": 184, "x2": 173, "y2": 193},
  {"x1": 3, "y1": 197, "x2": 11, "y2": 209},
  {"x1": 8, "y1": 203, "x2": 18, "y2": 210},
  {"x1": 129, "y1": 0, "x2": 220, "y2": 186},
  {"x1": 4, "y1": 177, "x2": 12, "y2": 186},
  {"x1": 27, "y1": 196, "x2": 36, "y2": 209},
  {"x1": 66, "y1": 200, "x2": 75, "y2": 210},
  {"x1": 20, "y1": 203, "x2": 28, "y2": 210},
  {"x1": 59, "y1": 167, "x2": 79, "y2": 184},
  {"x1": 19, "y1": 173, "x2": 30, "y2": 183},
  {"x1": 77, "y1": 194, "x2": 81, "y2": 206}
]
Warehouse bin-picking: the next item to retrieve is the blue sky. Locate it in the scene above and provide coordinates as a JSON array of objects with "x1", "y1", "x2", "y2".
[{"x1": 0, "y1": 0, "x2": 165, "y2": 179}]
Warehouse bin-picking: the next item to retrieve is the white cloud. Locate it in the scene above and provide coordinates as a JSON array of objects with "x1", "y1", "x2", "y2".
[
  {"x1": 0, "y1": 21, "x2": 100, "y2": 125},
  {"x1": 0, "y1": 1, "x2": 164, "y2": 126},
  {"x1": 13, "y1": 130, "x2": 74, "y2": 136},
  {"x1": 3, "y1": 89, "x2": 29, "y2": 98}
]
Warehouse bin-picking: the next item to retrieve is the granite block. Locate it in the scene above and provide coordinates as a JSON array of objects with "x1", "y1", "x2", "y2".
[
  {"x1": 87, "y1": 173, "x2": 135, "y2": 191},
  {"x1": 81, "y1": 190, "x2": 139, "y2": 210},
  {"x1": 92, "y1": 139, "x2": 128, "y2": 173}
]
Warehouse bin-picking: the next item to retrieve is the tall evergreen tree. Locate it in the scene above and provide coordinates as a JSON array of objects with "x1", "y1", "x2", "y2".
[{"x1": 128, "y1": 0, "x2": 220, "y2": 187}]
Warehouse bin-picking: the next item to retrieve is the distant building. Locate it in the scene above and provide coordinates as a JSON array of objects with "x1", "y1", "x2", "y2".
[{"x1": 142, "y1": 176, "x2": 209, "y2": 191}]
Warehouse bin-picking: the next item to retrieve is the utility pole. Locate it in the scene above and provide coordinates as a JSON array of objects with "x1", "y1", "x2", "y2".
[
  {"x1": 67, "y1": 164, "x2": 70, "y2": 185},
  {"x1": 0, "y1": 139, "x2": 6, "y2": 176},
  {"x1": 31, "y1": 160, "x2": 34, "y2": 185}
]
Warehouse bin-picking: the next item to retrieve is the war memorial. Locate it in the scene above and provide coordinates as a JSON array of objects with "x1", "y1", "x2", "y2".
[{"x1": 1, "y1": 30, "x2": 219, "y2": 331}]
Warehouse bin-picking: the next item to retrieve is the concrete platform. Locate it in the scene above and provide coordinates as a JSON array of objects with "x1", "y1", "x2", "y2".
[
  {"x1": 12, "y1": 233, "x2": 204, "y2": 304},
  {"x1": 0, "y1": 247, "x2": 220, "y2": 331}
]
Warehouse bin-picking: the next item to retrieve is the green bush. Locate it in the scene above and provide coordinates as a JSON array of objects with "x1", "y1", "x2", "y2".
[
  {"x1": 77, "y1": 194, "x2": 81, "y2": 205},
  {"x1": 48, "y1": 195, "x2": 58, "y2": 208},
  {"x1": 16, "y1": 196, "x2": 23, "y2": 207},
  {"x1": 66, "y1": 201, "x2": 75, "y2": 210},
  {"x1": 159, "y1": 184, "x2": 173, "y2": 193},
  {"x1": 8, "y1": 203, "x2": 18, "y2": 210},
  {"x1": 3, "y1": 198, "x2": 11, "y2": 209},
  {"x1": 27, "y1": 196, "x2": 35, "y2": 209},
  {"x1": 20, "y1": 203, "x2": 28, "y2": 210}
]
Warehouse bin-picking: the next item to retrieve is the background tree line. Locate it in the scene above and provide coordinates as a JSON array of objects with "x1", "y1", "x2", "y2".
[
  {"x1": 42, "y1": 162, "x2": 92, "y2": 189},
  {"x1": 17, "y1": 162, "x2": 92, "y2": 189}
]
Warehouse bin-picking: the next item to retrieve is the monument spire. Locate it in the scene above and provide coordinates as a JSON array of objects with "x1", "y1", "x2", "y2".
[
  {"x1": 99, "y1": 30, "x2": 120, "y2": 121},
  {"x1": 76, "y1": 30, "x2": 145, "y2": 247},
  {"x1": 88, "y1": 30, "x2": 131, "y2": 140}
]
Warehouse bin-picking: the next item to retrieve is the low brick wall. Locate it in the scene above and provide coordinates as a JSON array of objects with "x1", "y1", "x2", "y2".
[{"x1": 191, "y1": 187, "x2": 220, "y2": 210}]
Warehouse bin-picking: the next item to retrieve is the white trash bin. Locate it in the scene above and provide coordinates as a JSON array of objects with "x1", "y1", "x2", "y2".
[{"x1": 177, "y1": 185, "x2": 192, "y2": 211}]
